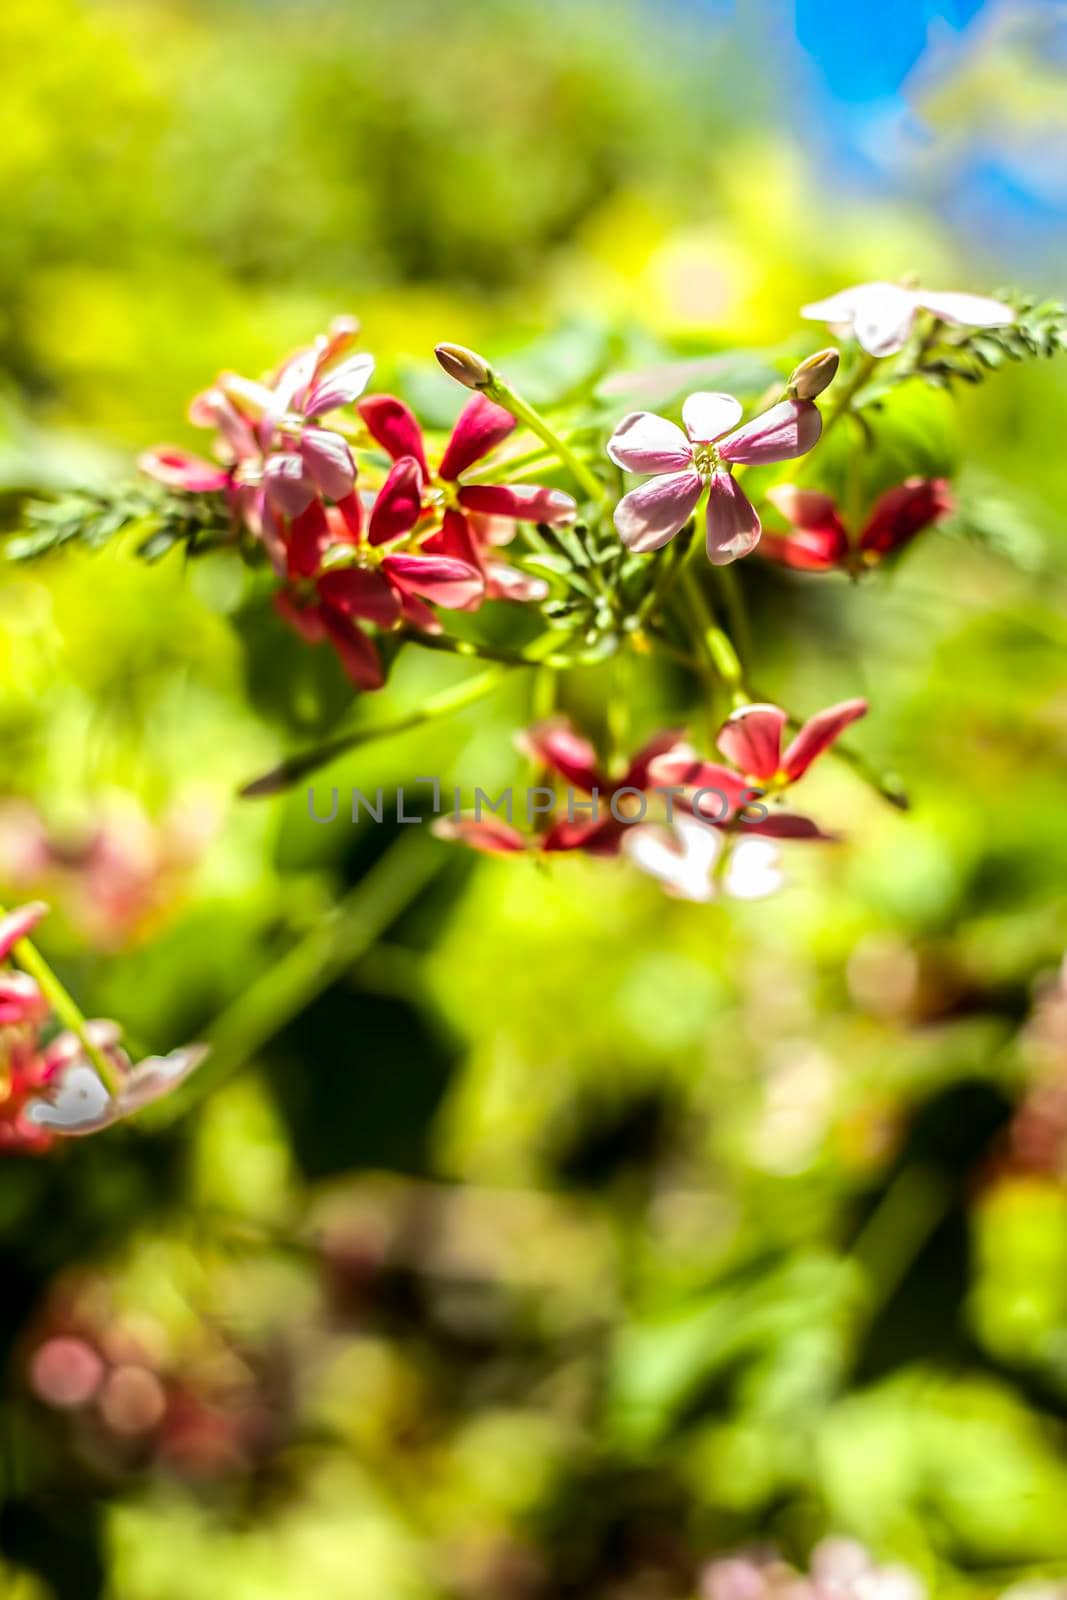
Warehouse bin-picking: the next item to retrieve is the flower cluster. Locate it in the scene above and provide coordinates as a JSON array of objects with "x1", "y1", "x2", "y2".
[
  {"x1": 0, "y1": 903, "x2": 205, "y2": 1152},
  {"x1": 760, "y1": 479, "x2": 953, "y2": 574},
  {"x1": 434, "y1": 697, "x2": 865, "y2": 902},
  {"x1": 141, "y1": 321, "x2": 573, "y2": 689}
]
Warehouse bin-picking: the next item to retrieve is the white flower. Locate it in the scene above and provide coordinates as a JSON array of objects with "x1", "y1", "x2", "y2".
[
  {"x1": 24, "y1": 1029, "x2": 208, "y2": 1136},
  {"x1": 801, "y1": 281, "x2": 1014, "y2": 358},
  {"x1": 623, "y1": 815, "x2": 784, "y2": 902}
]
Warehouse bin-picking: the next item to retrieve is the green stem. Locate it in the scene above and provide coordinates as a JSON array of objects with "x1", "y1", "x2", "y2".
[
  {"x1": 484, "y1": 374, "x2": 606, "y2": 506},
  {"x1": 153, "y1": 833, "x2": 444, "y2": 1122},
  {"x1": 1, "y1": 905, "x2": 124, "y2": 1095},
  {"x1": 241, "y1": 667, "x2": 514, "y2": 797}
]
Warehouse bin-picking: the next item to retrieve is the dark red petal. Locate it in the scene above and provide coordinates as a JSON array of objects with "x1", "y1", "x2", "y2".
[
  {"x1": 381, "y1": 553, "x2": 484, "y2": 611},
  {"x1": 273, "y1": 590, "x2": 326, "y2": 644},
  {"x1": 357, "y1": 395, "x2": 429, "y2": 479},
  {"x1": 742, "y1": 811, "x2": 839, "y2": 840},
  {"x1": 757, "y1": 531, "x2": 843, "y2": 571},
  {"x1": 317, "y1": 567, "x2": 401, "y2": 628},
  {"x1": 286, "y1": 499, "x2": 332, "y2": 579},
  {"x1": 859, "y1": 477, "x2": 952, "y2": 557},
  {"x1": 368, "y1": 457, "x2": 424, "y2": 545},
  {"x1": 438, "y1": 394, "x2": 516, "y2": 481},
  {"x1": 398, "y1": 592, "x2": 443, "y2": 633},
  {"x1": 541, "y1": 816, "x2": 625, "y2": 856},
  {"x1": 516, "y1": 719, "x2": 604, "y2": 793},
  {"x1": 318, "y1": 608, "x2": 385, "y2": 690},
  {"x1": 333, "y1": 491, "x2": 363, "y2": 541},
  {"x1": 782, "y1": 699, "x2": 867, "y2": 781},
  {"x1": 422, "y1": 507, "x2": 485, "y2": 573},
  {"x1": 458, "y1": 484, "x2": 576, "y2": 526},
  {"x1": 621, "y1": 727, "x2": 688, "y2": 792}
]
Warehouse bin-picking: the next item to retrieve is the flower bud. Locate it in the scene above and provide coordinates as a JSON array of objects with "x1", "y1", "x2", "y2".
[
  {"x1": 434, "y1": 343, "x2": 493, "y2": 391},
  {"x1": 788, "y1": 347, "x2": 840, "y2": 400}
]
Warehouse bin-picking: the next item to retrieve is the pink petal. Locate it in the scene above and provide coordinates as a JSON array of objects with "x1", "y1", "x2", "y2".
[
  {"x1": 317, "y1": 567, "x2": 401, "y2": 628},
  {"x1": 438, "y1": 394, "x2": 516, "y2": 481},
  {"x1": 646, "y1": 747, "x2": 752, "y2": 813},
  {"x1": 781, "y1": 698, "x2": 867, "y2": 781},
  {"x1": 756, "y1": 531, "x2": 843, "y2": 572},
  {"x1": 299, "y1": 428, "x2": 355, "y2": 502},
  {"x1": 318, "y1": 609, "x2": 384, "y2": 690},
  {"x1": 859, "y1": 477, "x2": 951, "y2": 558},
  {"x1": 368, "y1": 457, "x2": 424, "y2": 545},
  {"x1": 381, "y1": 553, "x2": 484, "y2": 611},
  {"x1": 717, "y1": 703, "x2": 788, "y2": 781},
  {"x1": 303, "y1": 352, "x2": 375, "y2": 418},
  {"x1": 718, "y1": 399, "x2": 822, "y2": 466},
  {"x1": 188, "y1": 388, "x2": 259, "y2": 461},
  {"x1": 915, "y1": 290, "x2": 1014, "y2": 330},
  {"x1": 705, "y1": 471, "x2": 761, "y2": 565},
  {"x1": 0, "y1": 901, "x2": 49, "y2": 962},
  {"x1": 285, "y1": 500, "x2": 331, "y2": 580},
  {"x1": 137, "y1": 447, "x2": 230, "y2": 494},
  {"x1": 742, "y1": 811, "x2": 838, "y2": 840},
  {"x1": 432, "y1": 815, "x2": 528, "y2": 855},
  {"x1": 613, "y1": 469, "x2": 702, "y2": 553},
  {"x1": 681, "y1": 391, "x2": 742, "y2": 444},
  {"x1": 357, "y1": 395, "x2": 429, "y2": 479},
  {"x1": 458, "y1": 484, "x2": 576, "y2": 526},
  {"x1": 606, "y1": 411, "x2": 693, "y2": 474},
  {"x1": 0, "y1": 971, "x2": 48, "y2": 1025},
  {"x1": 263, "y1": 452, "x2": 317, "y2": 520},
  {"x1": 484, "y1": 561, "x2": 549, "y2": 603},
  {"x1": 516, "y1": 719, "x2": 604, "y2": 792}
]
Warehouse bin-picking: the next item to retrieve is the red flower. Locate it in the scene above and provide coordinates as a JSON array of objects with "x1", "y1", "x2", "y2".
[
  {"x1": 358, "y1": 391, "x2": 575, "y2": 593},
  {"x1": 760, "y1": 479, "x2": 952, "y2": 573},
  {"x1": 712, "y1": 699, "x2": 867, "y2": 789}
]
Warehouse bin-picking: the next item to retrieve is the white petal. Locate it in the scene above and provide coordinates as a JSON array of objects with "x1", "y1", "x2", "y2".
[
  {"x1": 723, "y1": 837, "x2": 784, "y2": 900},
  {"x1": 24, "y1": 1064, "x2": 117, "y2": 1135},
  {"x1": 606, "y1": 411, "x2": 693, "y2": 474},
  {"x1": 914, "y1": 289, "x2": 1015, "y2": 330},
  {"x1": 681, "y1": 391, "x2": 742, "y2": 444},
  {"x1": 118, "y1": 1046, "x2": 209, "y2": 1114},
  {"x1": 613, "y1": 470, "x2": 703, "y2": 553},
  {"x1": 803, "y1": 282, "x2": 918, "y2": 357},
  {"x1": 623, "y1": 816, "x2": 721, "y2": 901}
]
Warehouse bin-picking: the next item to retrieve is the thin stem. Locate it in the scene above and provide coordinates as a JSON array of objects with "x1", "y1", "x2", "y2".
[
  {"x1": 241, "y1": 667, "x2": 514, "y2": 797},
  {"x1": 1, "y1": 905, "x2": 124, "y2": 1095},
  {"x1": 484, "y1": 374, "x2": 606, "y2": 506},
  {"x1": 153, "y1": 833, "x2": 444, "y2": 1122}
]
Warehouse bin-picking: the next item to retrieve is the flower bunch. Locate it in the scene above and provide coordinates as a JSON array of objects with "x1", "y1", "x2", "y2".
[{"x1": 0, "y1": 902, "x2": 205, "y2": 1152}]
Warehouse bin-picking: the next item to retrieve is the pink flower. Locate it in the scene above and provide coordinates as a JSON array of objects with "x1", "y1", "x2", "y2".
[
  {"x1": 760, "y1": 479, "x2": 952, "y2": 573},
  {"x1": 20, "y1": 1028, "x2": 208, "y2": 1138},
  {"x1": 358, "y1": 390, "x2": 575, "y2": 595},
  {"x1": 607, "y1": 392, "x2": 822, "y2": 563},
  {"x1": 715, "y1": 699, "x2": 868, "y2": 788},
  {"x1": 801, "y1": 281, "x2": 1014, "y2": 358},
  {"x1": 518, "y1": 720, "x2": 684, "y2": 855}
]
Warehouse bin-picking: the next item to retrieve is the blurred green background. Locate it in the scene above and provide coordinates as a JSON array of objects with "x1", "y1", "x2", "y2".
[{"x1": 1, "y1": 1, "x2": 1066, "y2": 1596}]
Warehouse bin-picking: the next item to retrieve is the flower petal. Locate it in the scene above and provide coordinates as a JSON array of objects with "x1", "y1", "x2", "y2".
[
  {"x1": 317, "y1": 567, "x2": 401, "y2": 628},
  {"x1": 781, "y1": 698, "x2": 867, "y2": 781},
  {"x1": 368, "y1": 457, "x2": 424, "y2": 545},
  {"x1": 516, "y1": 719, "x2": 604, "y2": 792},
  {"x1": 722, "y1": 836, "x2": 783, "y2": 900},
  {"x1": 541, "y1": 816, "x2": 625, "y2": 855},
  {"x1": 859, "y1": 477, "x2": 951, "y2": 558},
  {"x1": 484, "y1": 561, "x2": 550, "y2": 603},
  {"x1": 717, "y1": 703, "x2": 787, "y2": 780},
  {"x1": 623, "y1": 817, "x2": 721, "y2": 901},
  {"x1": 802, "y1": 282, "x2": 918, "y2": 357},
  {"x1": 285, "y1": 499, "x2": 331, "y2": 580},
  {"x1": 304, "y1": 352, "x2": 375, "y2": 418},
  {"x1": 263, "y1": 452, "x2": 317, "y2": 520},
  {"x1": 646, "y1": 747, "x2": 752, "y2": 814},
  {"x1": 606, "y1": 411, "x2": 693, "y2": 474},
  {"x1": 381, "y1": 553, "x2": 485, "y2": 611},
  {"x1": 117, "y1": 1045, "x2": 209, "y2": 1115},
  {"x1": 705, "y1": 471, "x2": 762, "y2": 565},
  {"x1": 458, "y1": 484, "x2": 576, "y2": 526},
  {"x1": 915, "y1": 290, "x2": 1015, "y2": 330},
  {"x1": 613, "y1": 470, "x2": 703, "y2": 553},
  {"x1": 718, "y1": 399, "x2": 822, "y2": 466},
  {"x1": 622, "y1": 728, "x2": 688, "y2": 791},
  {"x1": 681, "y1": 391, "x2": 743, "y2": 444},
  {"x1": 757, "y1": 531, "x2": 843, "y2": 571},
  {"x1": 299, "y1": 428, "x2": 356, "y2": 502},
  {"x1": 138, "y1": 447, "x2": 230, "y2": 493},
  {"x1": 422, "y1": 506, "x2": 485, "y2": 572},
  {"x1": 432, "y1": 815, "x2": 528, "y2": 855},
  {"x1": 274, "y1": 590, "x2": 327, "y2": 644},
  {"x1": 0, "y1": 971, "x2": 48, "y2": 1025},
  {"x1": 23, "y1": 1063, "x2": 116, "y2": 1135},
  {"x1": 762, "y1": 484, "x2": 848, "y2": 569},
  {"x1": 438, "y1": 394, "x2": 516, "y2": 481},
  {"x1": 318, "y1": 609, "x2": 384, "y2": 690},
  {"x1": 0, "y1": 900, "x2": 49, "y2": 962},
  {"x1": 357, "y1": 395, "x2": 429, "y2": 478}
]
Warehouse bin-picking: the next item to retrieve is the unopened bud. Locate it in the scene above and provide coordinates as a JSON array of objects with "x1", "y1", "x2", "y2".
[
  {"x1": 434, "y1": 343, "x2": 493, "y2": 391},
  {"x1": 788, "y1": 347, "x2": 840, "y2": 400}
]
